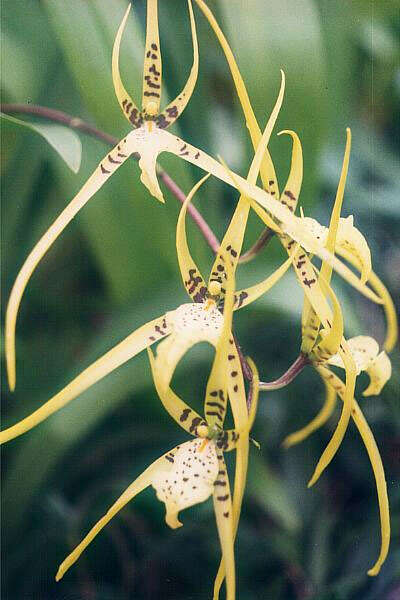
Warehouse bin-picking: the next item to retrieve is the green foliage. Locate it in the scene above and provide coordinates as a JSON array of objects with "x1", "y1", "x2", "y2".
[{"x1": 1, "y1": 1, "x2": 399, "y2": 598}]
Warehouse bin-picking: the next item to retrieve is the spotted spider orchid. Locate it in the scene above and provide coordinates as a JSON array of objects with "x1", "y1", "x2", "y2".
[
  {"x1": 5, "y1": 1, "x2": 384, "y2": 394},
  {"x1": 283, "y1": 139, "x2": 393, "y2": 576},
  {"x1": 0, "y1": 147, "x2": 294, "y2": 448},
  {"x1": 55, "y1": 245, "x2": 259, "y2": 600},
  {"x1": 195, "y1": 0, "x2": 396, "y2": 576}
]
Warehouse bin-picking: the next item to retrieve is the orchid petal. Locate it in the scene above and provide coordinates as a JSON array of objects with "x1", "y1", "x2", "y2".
[
  {"x1": 147, "y1": 347, "x2": 207, "y2": 436},
  {"x1": 142, "y1": 0, "x2": 162, "y2": 115},
  {"x1": 310, "y1": 272, "x2": 344, "y2": 362},
  {"x1": 336, "y1": 246, "x2": 397, "y2": 352},
  {"x1": 55, "y1": 444, "x2": 182, "y2": 581},
  {"x1": 205, "y1": 250, "x2": 235, "y2": 428},
  {"x1": 5, "y1": 135, "x2": 137, "y2": 392},
  {"x1": 283, "y1": 378, "x2": 337, "y2": 448},
  {"x1": 213, "y1": 453, "x2": 235, "y2": 600},
  {"x1": 0, "y1": 315, "x2": 169, "y2": 444},
  {"x1": 308, "y1": 344, "x2": 356, "y2": 487},
  {"x1": 156, "y1": 0, "x2": 199, "y2": 129},
  {"x1": 328, "y1": 335, "x2": 380, "y2": 374},
  {"x1": 234, "y1": 253, "x2": 294, "y2": 311},
  {"x1": 302, "y1": 129, "x2": 350, "y2": 354},
  {"x1": 112, "y1": 5, "x2": 142, "y2": 128},
  {"x1": 317, "y1": 366, "x2": 390, "y2": 576},
  {"x1": 176, "y1": 174, "x2": 209, "y2": 302},
  {"x1": 153, "y1": 438, "x2": 219, "y2": 529},
  {"x1": 277, "y1": 130, "x2": 303, "y2": 214},
  {"x1": 363, "y1": 351, "x2": 392, "y2": 397},
  {"x1": 194, "y1": 0, "x2": 279, "y2": 196},
  {"x1": 214, "y1": 359, "x2": 259, "y2": 599},
  {"x1": 209, "y1": 72, "x2": 285, "y2": 291},
  {"x1": 130, "y1": 126, "x2": 381, "y2": 304}
]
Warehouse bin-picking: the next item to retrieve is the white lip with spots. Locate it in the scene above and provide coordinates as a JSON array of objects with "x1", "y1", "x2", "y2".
[
  {"x1": 154, "y1": 303, "x2": 224, "y2": 388},
  {"x1": 152, "y1": 438, "x2": 219, "y2": 528}
]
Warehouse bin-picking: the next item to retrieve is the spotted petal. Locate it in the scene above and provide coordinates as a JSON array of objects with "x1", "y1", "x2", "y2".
[
  {"x1": 328, "y1": 335, "x2": 379, "y2": 374},
  {"x1": 194, "y1": 0, "x2": 279, "y2": 196},
  {"x1": 142, "y1": 0, "x2": 162, "y2": 114},
  {"x1": 317, "y1": 365, "x2": 390, "y2": 576},
  {"x1": 176, "y1": 174, "x2": 209, "y2": 302},
  {"x1": 153, "y1": 438, "x2": 219, "y2": 529},
  {"x1": 55, "y1": 443, "x2": 183, "y2": 581},
  {"x1": 214, "y1": 358, "x2": 259, "y2": 599},
  {"x1": 213, "y1": 453, "x2": 235, "y2": 600},
  {"x1": 209, "y1": 71, "x2": 285, "y2": 292},
  {"x1": 112, "y1": 5, "x2": 142, "y2": 128},
  {"x1": 156, "y1": 0, "x2": 199, "y2": 129},
  {"x1": 0, "y1": 315, "x2": 169, "y2": 444},
  {"x1": 148, "y1": 347, "x2": 208, "y2": 436},
  {"x1": 5, "y1": 134, "x2": 137, "y2": 391}
]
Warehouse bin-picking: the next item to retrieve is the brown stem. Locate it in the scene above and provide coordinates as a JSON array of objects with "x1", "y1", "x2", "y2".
[
  {"x1": 259, "y1": 353, "x2": 310, "y2": 391},
  {"x1": 1, "y1": 103, "x2": 220, "y2": 253},
  {"x1": 239, "y1": 227, "x2": 275, "y2": 263}
]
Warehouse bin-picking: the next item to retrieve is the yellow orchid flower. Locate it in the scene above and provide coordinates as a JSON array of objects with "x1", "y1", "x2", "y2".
[
  {"x1": 194, "y1": 1, "x2": 393, "y2": 576},
  {"x1": 283, "y1": 136, "x2": 392, "y2": 576},
  {"x1": 194, "y1": 0, "x2": 395, "y2": 328},
  {"x1": 0, "y1": 169, "x2": 290, "y2": 446},
  {"x1": 56, "y1": 242, "x2": 259, "y2": 600},
  {"x1": 5, "y1": 1, "x2": 384, "y2": 394}
]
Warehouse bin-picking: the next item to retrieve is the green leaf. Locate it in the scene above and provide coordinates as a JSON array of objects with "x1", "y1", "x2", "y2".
[
  {"x1": 247, "y1": 452, "x2": 300, "y2": 533},
  {"x1": 1, "y1": 113, "x2": 82, "y2": 173}
]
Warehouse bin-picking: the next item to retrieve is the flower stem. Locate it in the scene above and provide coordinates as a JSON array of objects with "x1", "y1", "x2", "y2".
[
  {"x1": 1, "y1": 103, "x2": 220, "y2": 253},
  {"x1": 259, "y1": 353, "x2": 310, "y2": 391}
]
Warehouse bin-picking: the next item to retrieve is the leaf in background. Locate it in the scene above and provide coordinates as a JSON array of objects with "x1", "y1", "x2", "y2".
[
  {"x1": 1, "y1": 113, "x2": 82, "y2": 174},
  {"x1": 247, "y1": 452, "x2": 300, "y2": 534}
]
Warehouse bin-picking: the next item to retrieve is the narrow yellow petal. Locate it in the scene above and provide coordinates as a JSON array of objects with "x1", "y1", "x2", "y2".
[
  {"x1": 283, "y1": 379, "x2": 336, "y2": 448},
  {"x1": 234, "y1": 253, "x2": 294, "y2": 311},
  {"x1": 336, "y1": 246, "x2": 398, "y2": 352},
  {"x1": 1, "y1": 316, "x2": 169, "y2": 444},
  {"x1": 320, "y1": 128, "x2": 352, "y2": 284},
  {"x1": 6, "y1": 137, "x2": 133, "y2": 391},
  {"x1": 148, "y1": 127, "x2": 382, "y2": 304},
  {"x1": 213, "y1": 454, "x2": 235, "y2": 600},
  {"x1": 317, "y1": 366, "x2": 390, "y2": 576},
  {"x1": 205, "y1": 249, "x2": 235, "y2": 428},
  {"x1": 303, "y1": 129, "x2": 350, "y2": 355},
  {"x1": 194, "y1": 0, "x2": 279, "y2": 196},
  {"x1": 213, "y1": 359, "x2": 258, "y2": 598},
  {"x1": 112, "y1": 5, "x2": 142, "y2": 127},
  {"x1": 56, "y1": 444, "x2": 181, "y2": 581},
  {"x1": 176, "y1": 174, "x2": 209, "y2": 301},
  {"x1": 209, "y1": 72, "x2": 285, "y2": 291},
  {"x1": 363, "y1": 351, "x2": 392, "y2": 397},
  {"x1": 336, "y1": 216, "x2": 372, "y2": 284},
  {"x1": 156, "y1": 0, "x2": 198, "y2": 129},
  {"x1": 277, "y1": 130, "x2": 303, "y2": 214},
  {"x1": 311, "y1": 272, "x2": 344, "y2": 361},
  {"x1": 147, "y1": 346, "x2": 207, "y2": 435},
  {"x1": 308, "y1": 344, "x2": 356, "y2": 487},
  {"x1": 142, "y1": 0, "x2": 162, "y2": 115}
]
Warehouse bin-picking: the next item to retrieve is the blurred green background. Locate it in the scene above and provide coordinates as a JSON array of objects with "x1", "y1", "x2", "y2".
[{"x1": 1, "y1": 1, "x2": 399, "y2": 598}]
